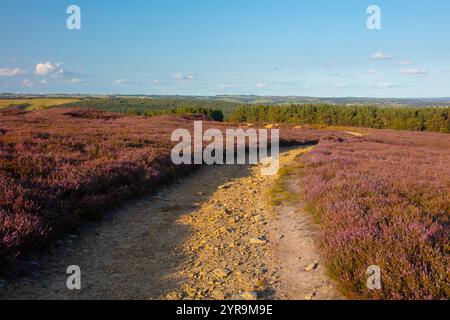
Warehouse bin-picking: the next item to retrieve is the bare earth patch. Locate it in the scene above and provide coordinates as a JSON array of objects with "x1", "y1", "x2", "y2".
[{"x1": 268, "y1": 149, "x2": 343, "y2": 300}]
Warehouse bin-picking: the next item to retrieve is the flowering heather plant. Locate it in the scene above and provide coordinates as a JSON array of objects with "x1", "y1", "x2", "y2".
[
  {"x1": 0, "y1": 109, "x2": 198, "y2": 267},
  {"x1": 0, "y1": 108, "x2": 324, "y2": 269},
  {"x1": 300, "y1": 129, "x2": 450, "y2": 299}
]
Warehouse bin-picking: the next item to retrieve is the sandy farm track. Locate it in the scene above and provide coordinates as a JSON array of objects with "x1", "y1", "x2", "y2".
[{"x1": 0, "y1": 148, "x2": 341, "y2": 300}]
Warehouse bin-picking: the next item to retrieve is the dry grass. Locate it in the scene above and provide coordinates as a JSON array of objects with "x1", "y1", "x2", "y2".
[
  {"x1": 268, "y1": 147, "x2": 313, "y2": 206},
  {"x1": 0, "y1": 98, "x2": 80, "y2": 110}
]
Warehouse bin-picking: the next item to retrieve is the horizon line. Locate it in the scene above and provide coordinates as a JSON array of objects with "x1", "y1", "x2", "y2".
[{"x1": 2, "y1": 92, "x2": 450, "y2": 100}]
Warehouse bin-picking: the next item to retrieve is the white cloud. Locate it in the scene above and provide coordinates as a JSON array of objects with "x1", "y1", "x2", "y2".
[
  {"x1": 21, "y1": 79, "x2": 34, "y2": 87},
  {"x1": 174, "y1": 73, "x2": 195, "y2": 83},
  {"x1": 400, "y1": 68, "x2": 428, "y2": 76},
  {"x1": 367, "y1": 69, "x2": 377, "y2": 75},
  {"x1": 371, "y1": 51, "x2": 393, "y2": 60},
  {"x1": 256, "y1": 82, "x2": 268, "y2": 88},
  {"x1": 397, "y1": 60, "x2": 414, "y2": 66},
  {"x1": 35, "y1": 62, "x2": 82, "y2": 80},
  {"x1": 113, "y1": 79, "x2": 128, "y2": 85},
  {"x1": 0, "y1": 68, "x2": 26, "y2": 77},
  {"x1": 376, "y1": 82, "x2": 397, "y2": 88},
  {"x1": 35, "y1": 62, "x2": 57, "y2": 75},
  {"x1": 39, "y1": 79, "x2": 47, "y2": 85}
]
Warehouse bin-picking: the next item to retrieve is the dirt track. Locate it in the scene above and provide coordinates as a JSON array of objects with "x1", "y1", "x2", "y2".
[{"x1": 0, "y1": 148, "x2": 341, "y2": 300}]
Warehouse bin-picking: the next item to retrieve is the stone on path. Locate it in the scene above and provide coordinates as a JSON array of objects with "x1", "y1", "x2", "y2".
[
  {"x1": 231, "y1": 291, "x2": 258, "y2": 300},
  {"x1": 304, "y1": 262, "x2": 319, "y2": 272},
  {"x1": 249, "y1": 237, "x2": 267, "y2": 245}
]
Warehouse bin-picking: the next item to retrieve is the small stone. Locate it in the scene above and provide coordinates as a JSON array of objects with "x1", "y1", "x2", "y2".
[
  {"x1": 253, "y1": 215, "x2": 262, "y2": 222},
  {"x1": 213, "y1": 268, "x2": 231, "y2": 278},
  {"x1": 212, "y1": 290, "x2": 225, "y2": 300},
  {"x1": 254, "y1": 279, "x2": 268, "y2": 289},
  {"x1": 231, "y1": 291, "x2": 258, "y2": 300},
  {"x1": 305, "y1": 292, "x2": 316, "y2": 300},
  {"x1": 249, "y1": 237, "x2": 267, "y2": 245},
  {"x1": 219, "y1": 227, "x2": 229, "y2": 234},
  {"x1": 305, "y1": 262, "x2": 319, "y2": 271}
]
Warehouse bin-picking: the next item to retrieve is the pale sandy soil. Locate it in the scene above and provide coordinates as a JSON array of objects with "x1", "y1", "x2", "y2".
[
  {"x1": 344, "y1": 131, "x2": 364, "y2": 137},
  {"x1": 268, "y1": 149, "x2": 343, "y2": 300}
]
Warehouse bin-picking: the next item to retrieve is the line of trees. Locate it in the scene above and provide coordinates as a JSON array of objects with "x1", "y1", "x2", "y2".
[
  {"x1": 228, "y1": 104, "x2": 450, "y2": 133},
  {"x1": 60, "y1": 98, "x2": 244, "y2": 121}
]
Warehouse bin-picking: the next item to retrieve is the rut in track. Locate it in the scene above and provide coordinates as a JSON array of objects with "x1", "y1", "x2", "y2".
[{"x1": 0, "y1": 147, "x2": 342, "y2": 300}]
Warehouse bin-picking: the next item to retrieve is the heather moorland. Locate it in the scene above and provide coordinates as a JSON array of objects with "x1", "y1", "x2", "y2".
[
  {"x1": 0, "y1": 107, "x2": 326, "y2": 268},
  {"x1": 0, "y1": 106, "x2": 448, "y2": 300},
  {"x1": 300, "y1": 129, "x2": 449, "y2": 299}
]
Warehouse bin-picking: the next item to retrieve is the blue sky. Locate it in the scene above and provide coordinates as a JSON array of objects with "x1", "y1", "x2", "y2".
[{"x1": 1, "y1": 0, "x2": 449, "y2": 97}]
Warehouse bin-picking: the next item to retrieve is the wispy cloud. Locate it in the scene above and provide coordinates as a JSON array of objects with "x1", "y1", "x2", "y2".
[
  {"x1": 371, "y1": 51, "x2": 393, "y2": 60},
  {"x1": 219, "y1": 83, "x2": 238, "y2": 89},
  {"x1": 66, "y1": 78, "x2": 82, "y2": 84},
  {"x1": 271, "y1": 80, "x2": 299, "y2": 87},
  {"x1": 323, "y1": 60, "x2": 337, "y2": 68},
  {"x1": 400, "y1": 68, "x2": 428, "y2": 76},
  {"x1": 0, "y1": 68, "x2": 26, "y2": 77},
  {"x1": 330, "y1": 73, "x2": 352, "y2": 78},
  {"x1": 51, "y1": 69, "x2": 65, "y2": 78},
  {"x1": 256, "y1": 82, "x2": 268, "y2": 88},
  {"x1": 21, "y1": 79, "x2": 34, "y2": 87},
  {"x1": 174, "y1": 73, "x2": 195, "y2": 83},
  {"x1": 113, "y1": 79, "x2": 128, "y2": 85},
  {"x1": 376, "y1": 82, "x2": 398, "y2": 88},
  {"x1": 367, "y1": 69, "x2": 377, "y2": 75},
  {"x1": 396, "y1": 60, "x2": 414, "y2": 66}
]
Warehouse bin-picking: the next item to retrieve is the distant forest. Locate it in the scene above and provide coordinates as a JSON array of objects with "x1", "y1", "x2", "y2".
[
  {"x1": 60, "y1": 98, "x2": 244, "y2": 121},
  {"x1": 228, "y1": 104, "x2": 450, "y2": 133},
  {"x1": 59, "y1": 98, "x2": 450, "y2": 132}
]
